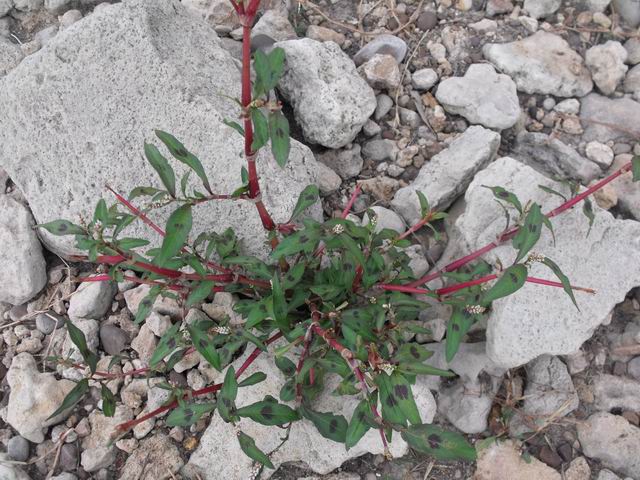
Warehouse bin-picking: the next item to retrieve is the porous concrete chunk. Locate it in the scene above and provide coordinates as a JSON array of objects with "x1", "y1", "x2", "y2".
[
  {"x1": 455, "y1": 157, "x2": 640, "y2": 368},
  {"x1": 275, "y1": 38, "x2": 376, "y2": 149},
  {"x1": 391, "y1": 126, "x2": 500, "y2": 225},
  {"x1": 183, "y1": 342, "x2": 437, "y2": 478},
  {"x1": 0, "y1": 195, "x2": 46, "y2": 305},
  {"x1": 6, "y1": 353, "x2": 75, "y2": 443},
  {"x1": 0, "y1": 0, "x2": 321, "y2": 259},
  {"x1": 435, "y1": 63, "x2": 520, "y2": 130},
  {"x1": 577, "y1": 412, "x2": 640, "y2": 479},
  {"x1": 483, "y1": 31, "x2": 593, "y2": 97}
]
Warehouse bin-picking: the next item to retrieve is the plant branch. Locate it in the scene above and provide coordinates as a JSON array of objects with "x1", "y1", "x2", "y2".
[{"x1": 405, "y1": 161, "x2": 634, "y2": 288}]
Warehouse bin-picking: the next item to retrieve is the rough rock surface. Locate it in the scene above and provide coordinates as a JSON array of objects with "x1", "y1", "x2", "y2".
[
  {"x1": 474, "y1": 440, "x2": 561, "y2": 480},
  {"x1": 483, "y1": 31, "x2": 593, "y2": 97},
  {"x1": 435, "y1": 63, "x2": 520, "y2": 130},
  {"x1": 593, "y1": 374, "x2": 640, "y2": 412},
  {"x1": 68, "y1": 278, "x2": 116, "y2": 320},
  {"x1": 6, "y1": 353, "x2": 75, "y2": 443},
  {"x1": 120, "y1": 434, "x2": 183, "y2": 480},
  {"x1": 0, "y1": 0, "x2": 321, "y2": 258},
  {"x1": 0, "y1": 454, "x2": 31, "y2": 480},
  {"x1": 577, "y1": 412, "x2": 640, "y2": 479},
  {"x1": 81, "y1": 405, "x2": 134, "y2": 472},
  {"x1": 513, "y1": 131, "x2": 601, "y2": 183},
  {"x1": 0, "y1": 195, "x2": 47, "y2": 305},
  {"x1": 455, "y1": 157, "x2": 640, "y2": 367},
  {"x1": 183, "y1": 343, "x2": 437, "y2": 479},
  {"x1": 275, "y1": 38, "x2": 376, "y2": 149},
  {"x1": 391, "y1": 126, "x2": 501, "y2": 225},
  {"x1": 585, "y1": 41, "x2": 628, "y2": 95},
  {"x1": 524, "y1": 0, "x2": 561, "y2": 18},
  {"x1": 0, "y1": 38, "x2": 24, "y2": 77},
  {"x1": 580, "y1": 94, "x2": 640, "y2": 143}
]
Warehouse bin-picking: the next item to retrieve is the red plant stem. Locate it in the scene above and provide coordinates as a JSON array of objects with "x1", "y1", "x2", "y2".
[
  {"x1": 79, "y1": 274, "x2": 187, "y2": 292},
  {"x1": 405, "y1": 161, "x2": 634, "y2": 288},
  {"x1": 341, "y1": 183, "x2": 362, "y2": 219},
  {"x1": 381, "y1": 275, "x2": 596, "y2": 297},
  {"x1": 395, "y1": 212, "x2": 433, "y2": 242},
  {"x1": 91, "y1": 254, "x2": 270, "y2": 289},
  {"x1": 116, "y1": 331, "x2": 284, "y2": 433},
  {"x1": 295, "y1": 326, "x2": 315, "y2": 400},
  {"x1": 106, "y1": 185, "x2": 230, "y2": 274}
]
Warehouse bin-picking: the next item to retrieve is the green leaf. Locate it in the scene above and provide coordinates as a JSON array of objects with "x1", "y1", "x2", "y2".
[
  {"x1": 271, "y1": 222, "x2": 322, "y2": 258},
  {"x1": 187, "y1": 322, "x2": 221, "y2": 371},
  {"x1": 251, "y1": 108, "x2": 270, "y2": 151},
  {"x1": 393, "y1": 343, "x2": 434, "y2": 364},
  {"x1": 542, "y1": 216, "x2": 556, "y2": 246},
  {"x1": 275, "y1": 356, "x2": 297, "y2": 377},
  {"x1": 345, "y1": 398, "x2": 372, "y2": 450},
  {"x1": 542, "y1": 257, "x2": 579, "y2": 310},
  {"x1": 253, "y1": 48, "x2": 286, "y2": 97},
  {"x1": 583, "y1": 198, "x2": 595, "y2": 237},
  {"x1": 480, "y1": 264, "x2": 527, "y2": 306},
  {"x1": 48, "y1": 379, "x2": 89, "y2": 420},
  {"x1": 236, "y1": 397, "x2": 300, "y2": 425},
  {"x1": 299, "y1": 404, "x2": 348, "y2": 443},
  {"x1": 238, "y1": 372, "x2": 267, "y2": 387},
  {"x1": 538, "y1": 184, "x2": 567, "y2": 201},
  {"x1": 512, "y1": 203, "x2": 543, "y2": 263},
  {"x1": 223, "y1": 119, "x2": 245, "y2": 137},
  {"x1": 445, "y1": 308, "x2": 477, "y2": 363},
  {"x1": 66, "y1": 319, "x2": 98, "y2": 373},
  {"x1": 271, "y1": 274, "x2": 289, "y2": 332},
  {"x1": 134, "y1": 285, "x2": 161, "y2": 324},
  {"x1": 401, "y1": 424, "x2": 477, "y2": 461},
  {"x1": 218, "y1": 366, "x2": 238, "y2": 422},
  {"x1": 144, "y1": 142, "x2": 176, "y2": 197},
  {"x1": 129, "y1": 186, "x2": 163, "y2": 200},
  {"x1": 150, "y1": 323, "x2": 181, "y2": 368},
  {"x1": 282, "y1": 262, "x2": 306, "y2": 289},
  {"x1": 117, "y1": 238, "x2": 150, "y2": 250},
  {"x1": 290, "y1": 185, "x2": 320, "y2": 221},
  {"x1": 269, "y1": 111, "x2": 290, "y2": 168},
  {"x1": 155, "y1": 204, "x2": 192, "y2": 267},
  {"x1": 93, "y1": 199, "x2": 109, "y2": 225},
  {"x1": 483, "y1": 185, "x2": 523, "y2": 214},
  {"x1": 37, "y1": 220, "x2": 85, "y2": 236},
  {"x1": 186, "y1": 280, "x2": 215, "y2": 308},
  {"x1": 101, "y1": 384, "x2": 116, "y2": 417},
  {"x1": 632, "y1": 156, "x2": 640, "y2": 182},
  {"x1": 280, "y1": 378, "x2": 296, "y2": 402},
  {"x1": 396, "y1": 362, "x2": 456, "y2": 377},
  {"x1": 416, "y1": 191, "x2": 430, "y2": 217},
  {"x1": 166, "y1": 402, "x2": 216, "y2": 427},
  {"x1": 155, "y1": 130, "x2": 211, "y2": 193},
  {"x1": 376, "y1": 372, "x2": 421, "y2": 427},
  {"x1": 237, "y1": 431, "x2": 274, "y2": 469}
]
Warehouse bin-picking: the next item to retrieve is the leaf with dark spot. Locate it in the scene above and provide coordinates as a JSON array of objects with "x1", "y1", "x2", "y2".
[
  {"x1": 480, "y1": 264, "x2": 527, "y2": 306},
  {"x1": 269, "y1": 110, "x2": 290, "y2": 168},
  {"x1": 299, "y1": 404, "x2": 348, "y2": 443},
  {"x1": 155, "y1": 130, "x2": 212, "y2": 193},
  {"x1": 187, "y1": 321, "x2": 221, "y2": 371},
  {"x1": 289, "y1": 185, "x2": 319, "y2": 221},
  {"x1": 150, "y1": 323, "x2": 181, "y2": 368},
  {"x1": 483, "y1": 185, "x2": 523, "y2": 215},
  {"x1": 345, "y1": 398, "x2": 372, "y2": 450},
  {"x1": 512, "y1": 203, "x2": 543, "y2": 263},
  {"x1": 237, "y1": 431, "x2": 274, "y2": 469},
  {"x1": 401, "y1": 424, "x2": 477, "y2": 461},
  {"x1": 154, "y1": 204, "x2": 192, "y2": 267},
  {"x1": 238, "y1": 372, "x2": 267, "y2": 388},
  {"x1": 236, "y1": 396, "x2": 300, "y2": 426},
  {"x1": 166, "y1": 402, "x2": 216, "y2": 427},
  {"x1": 144, "y1": 142, "x2": 176, "y2": 197},
  {"x1": 37, "y1": 220, "x2": 85, "y2": 236},
  {"x1": 218, "y1": 366, "x2": 238, "y2": 422}
]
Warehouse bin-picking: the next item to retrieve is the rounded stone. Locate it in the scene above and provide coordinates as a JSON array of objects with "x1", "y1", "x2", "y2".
[
  {"x1": 35, "y1": 312, "x2": 64, "y2": 335},
  {"x1": 99, "y1": 324, "x2": 129, "y2": 355},
  {"x1": 7, "y1": 436, "x2": 29, "y2": 462},
  {"x1": 628, "y1": 356, "x2": 640, "y2": 381}
]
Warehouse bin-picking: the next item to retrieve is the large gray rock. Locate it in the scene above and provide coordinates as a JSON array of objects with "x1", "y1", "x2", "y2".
[
  {"x1": 513, "y1": 131, "x2": 601, "y2": 184},
  {"x1": 275, "y1": 38, "x2": 376, "y2": 149},
  {"x1": 0, "y1": 0, "x2": 321, "y2": 258},
  {"x1": 0, "y1": 39, "x2": 23, "y2": 77},
  {"x1": 483, "y1": 31, "x2": 593, "y2": 97},
  {"x1": 593, "y1": 374, "x2": 640, "y2": 411},
  {"x1": 391, "y1": 126, "x2": 501, "y2": 225},
  {"x1": 6, "y1": 353, "x2": 75, "y2": 443},
  {"x1": 438, "y1": 378, "x2": 494, "y2": 434},
  {"x1": 68, "y1": 278, "x2": 116, "y2": 320},
  {"x1": 81, "y1": 405, "x2": 134, "y2": 472},
  {"x1": 435, "y1": 64, "x2": 520, "y2": 131},
  {"x1": 510, "y1": 355, "x2": 578, "y2": 435},
  {"x1": 580, "y1": 94, "x2": 640, "y2": 143},
  {"x1": 475, "y1": 440, "x2": 561, "y2": 480},
  {"x1": 0, "y1": 454, "x2": 31, "y2": 480},
  {"x1": 577, "y1": 412, "x2": 640, "y2": 479},
  {"x1": 120, "y1": 434, "x2": 184, "y2": 479},
  {"x1": 609, "y1": 154, "x2": 640, "y2": 220},
  {"x1": 183, "y1": 344, "x2": 437, "y2": 479},
  {"x1": 455, "y1": 157, "x2": 640, "y2": 368},
  {"x1": 0, "y1": 195, "x2": 47, "y2": 305},
  {"x1": 613, "y1": 0, "x2": 640, "y2": 27}
]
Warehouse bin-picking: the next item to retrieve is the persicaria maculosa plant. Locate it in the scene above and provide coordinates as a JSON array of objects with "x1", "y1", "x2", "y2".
[{"x1": 38, "y1": 0, "x2": 640, "y2": 475}]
